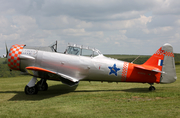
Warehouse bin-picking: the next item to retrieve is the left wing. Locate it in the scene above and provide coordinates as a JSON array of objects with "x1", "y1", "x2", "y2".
[{"x1": 26, "y1": 66, "x2": 79, "y2": 86}]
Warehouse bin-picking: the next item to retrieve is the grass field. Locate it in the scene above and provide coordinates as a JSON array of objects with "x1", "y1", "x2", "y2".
[
  {"x1": 0, "y1": 54, "x2": 180, "y2": 118},
  {"x1": 0, "y1": 58, "x2": 6, "y2": 64},
  {"x1": 0, "y1": 65, "x2": 179, "y2": 118}
]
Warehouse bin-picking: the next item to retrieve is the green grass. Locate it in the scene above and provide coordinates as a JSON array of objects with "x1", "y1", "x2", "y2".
[
  {"x1": 0, "y1": 58, "x2": 6, "y2": 64},
  {"x1": 0, "y1": 67, "x2": 180, "y2": 118}
]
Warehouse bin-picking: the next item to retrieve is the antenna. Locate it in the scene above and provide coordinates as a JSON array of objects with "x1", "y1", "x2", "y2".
[
  {"x1": 131, "y1": 55, "x2": 140, "y2": 64},
  {"x1": 55, "y1": 40, "x2": 57, "y2": 52},
  {"x1": 49, "y1": 40, "x2": 57, "y2": 52}
]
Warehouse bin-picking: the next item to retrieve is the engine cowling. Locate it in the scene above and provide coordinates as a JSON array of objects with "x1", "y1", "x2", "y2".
[{"x1": 7, "y1": 44, "x2": 25, "y2": 70}]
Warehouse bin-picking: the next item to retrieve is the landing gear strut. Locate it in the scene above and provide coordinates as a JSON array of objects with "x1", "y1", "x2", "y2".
[
  {"x1": 149, "y1": 83, "x2": 156, "y2": 91},
  {"x1": 25, "y1": 76, "x2": 38, "y2": 95}
]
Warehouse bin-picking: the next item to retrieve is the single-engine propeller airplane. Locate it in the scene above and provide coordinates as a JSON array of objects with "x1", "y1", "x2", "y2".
[{"x1": 5, "y1": 41, "x2": 177, "y2": 95}]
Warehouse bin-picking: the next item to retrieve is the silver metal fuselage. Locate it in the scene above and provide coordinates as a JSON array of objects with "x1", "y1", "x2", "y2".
[
  {"x1": 20, "y1": 49, "x2": 125, "y2": 82},
  {"x1": 8, "y1": 43, "x2": 177, "y2": 88}
]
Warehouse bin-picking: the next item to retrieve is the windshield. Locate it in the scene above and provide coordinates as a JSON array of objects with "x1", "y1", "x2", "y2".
[{"x1": 66, "y1": 47, "x2": 81, "y2": 55}]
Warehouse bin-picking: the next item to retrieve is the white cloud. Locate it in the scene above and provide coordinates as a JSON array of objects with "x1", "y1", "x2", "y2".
[
  {"x1": 119, "y1": 30, "x2": 127, "y2": 34},
  {"x1": 0, "y1": 16, "x2": 9, "y2": 27},
  {"x1": 12, "y1": 15, "x2": 37, "y2": 30},
  {"x1": 0, "y1": 33, "x2": 20, "y2": 40},
  {"x1": 143, "y1": 26, "x2": 173, "y2": 34},
  {"x1": 0, "y1": 0, "x2": 180, "y2": 55},
  {"x1": 138, "y1": 15, "x2": 152, "y2": 25},
  {"x1": 63, "y1": 28, "x2": 89, "y2": 36}
]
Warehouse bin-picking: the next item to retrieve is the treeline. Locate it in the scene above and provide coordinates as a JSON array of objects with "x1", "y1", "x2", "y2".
[
  {"x1": 106, "y1": 53, "x2": 180, "y2": 64},
  {"x1": 174, "y1": 53, "x2": 180, "y2": 65},
  {"x1": 118, "y1": 56, "x2": 150, "y2": 64}
]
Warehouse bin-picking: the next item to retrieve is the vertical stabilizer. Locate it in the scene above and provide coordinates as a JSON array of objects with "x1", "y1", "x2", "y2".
[
  {"x1": 143, "y1": 46, "x2": 165, "y2": 71},
  {"x1": 143, "y1": 43, "x2": 177, "y2": 83},
  {"x1": 160, "y1": 43, "x2": 177, "y2": 83}
]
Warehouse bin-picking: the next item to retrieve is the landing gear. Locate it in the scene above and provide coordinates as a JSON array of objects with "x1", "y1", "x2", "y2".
[
  {"x1": 149, "y1": 86, "x2": 156, "y2": 91},
  {"x1": 25, "y1": 76, "x2": 38, "y2": 95},
  {"x1": 149, "y1": 83, "x2": 156, "y2": 91},
  {"x1": 37, "y1": 79, "x2": 48, "y2": 91},
  {"x1": 24, "y1": 77, "x2": 48, "y2": 95},
  {"x1": 25, "y1": 85, "x2": 38, "y2": 95}
]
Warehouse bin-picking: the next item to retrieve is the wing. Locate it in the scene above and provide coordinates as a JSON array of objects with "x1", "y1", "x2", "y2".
[
  {"x1": 134, "y1": 65, "x2": 165, "y2": 73},
  {"x1": 26, "y1": 66, "x2": 79, "y2": 86}
]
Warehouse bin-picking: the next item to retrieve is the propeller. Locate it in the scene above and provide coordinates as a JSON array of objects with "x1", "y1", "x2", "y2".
[
  {"x1": 4, "y1": 42, "x2": 9, "y2": 58},
  {"x1": 4, "y1": 42, "x2": 12, "y2": 71}
]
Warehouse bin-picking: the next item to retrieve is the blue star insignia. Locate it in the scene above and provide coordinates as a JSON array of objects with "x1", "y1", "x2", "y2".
[{"x1": 108, "y1": 64, "x2": 120, "y2": 76}]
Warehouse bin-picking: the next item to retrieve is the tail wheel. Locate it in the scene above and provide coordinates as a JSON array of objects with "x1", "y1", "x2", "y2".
[
  {"x1": 149, "y1": 86, "x2": 156, "y2": 91},
  {"x1": 25, "y1": 85, "x2": 38, "y2": 95}
]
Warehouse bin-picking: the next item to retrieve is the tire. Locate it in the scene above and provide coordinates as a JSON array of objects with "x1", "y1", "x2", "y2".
[
  {"x1": 25, "y1": 85, "x2": 38, "y2": 95},
  {"x1": 149, "y1": 86, "x2": 156, "y2": 91},
  {"x1": 37, "y1": 81, "x2": 48, "y2": 91}
]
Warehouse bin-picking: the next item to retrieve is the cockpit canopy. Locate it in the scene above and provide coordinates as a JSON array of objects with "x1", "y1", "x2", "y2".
[{"x1": 65, "y1": 44, "x2": 102, "y2": 57}]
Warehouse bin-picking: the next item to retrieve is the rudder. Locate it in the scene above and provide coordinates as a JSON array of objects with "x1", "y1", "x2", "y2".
[{"x1": 160, "y1": 43, "x2": 177, "y2": 83}]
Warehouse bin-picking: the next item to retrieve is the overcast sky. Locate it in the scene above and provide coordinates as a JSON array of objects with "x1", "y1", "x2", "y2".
[{"x1": 0, "y1": 0, "x2": 180, "y2": 56}]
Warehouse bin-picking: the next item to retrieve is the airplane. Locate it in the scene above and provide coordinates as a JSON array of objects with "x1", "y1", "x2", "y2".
[{"x1": 5, "y1": 41, "x2": 177, "y2": 95}]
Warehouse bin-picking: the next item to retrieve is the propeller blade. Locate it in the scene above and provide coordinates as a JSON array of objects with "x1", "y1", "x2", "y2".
[{"x1": 5, "y1": 42, "x2": 8, "y2": 58}]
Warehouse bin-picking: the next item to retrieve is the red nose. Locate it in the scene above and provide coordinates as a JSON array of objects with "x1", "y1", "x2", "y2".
[{"x1": 7, "y1": 44, "x2": 24, "y2": 70}]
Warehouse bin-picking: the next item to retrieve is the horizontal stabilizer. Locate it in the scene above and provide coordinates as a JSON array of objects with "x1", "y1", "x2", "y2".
[{"x1": 134, "y1": 65, "x2": 164, "y2": 73}]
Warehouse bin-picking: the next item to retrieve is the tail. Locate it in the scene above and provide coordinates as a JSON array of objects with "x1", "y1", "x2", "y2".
[{"x1": 143, "y1": 43, "x2": 177, "y2": 83}]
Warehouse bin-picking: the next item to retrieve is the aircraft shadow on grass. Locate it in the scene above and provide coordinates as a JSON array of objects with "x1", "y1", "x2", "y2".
[
  {"x1": 74, "y1": 88, "x2": 149, "y2": 93},
  {"x1": 0, "y1": 84, "x2": 150, "y2": 101}
]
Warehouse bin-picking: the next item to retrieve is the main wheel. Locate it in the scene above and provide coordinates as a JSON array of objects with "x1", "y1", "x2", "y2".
[
  {"x1": 149, "y1": 86, "x2": 156, "y2": 91},
  {"x1": 37, "y1": 81, "x2": 48, "y2": 91},
  {"x1": 25, "y1": 85, "x2": 38, "y2": 95}
]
